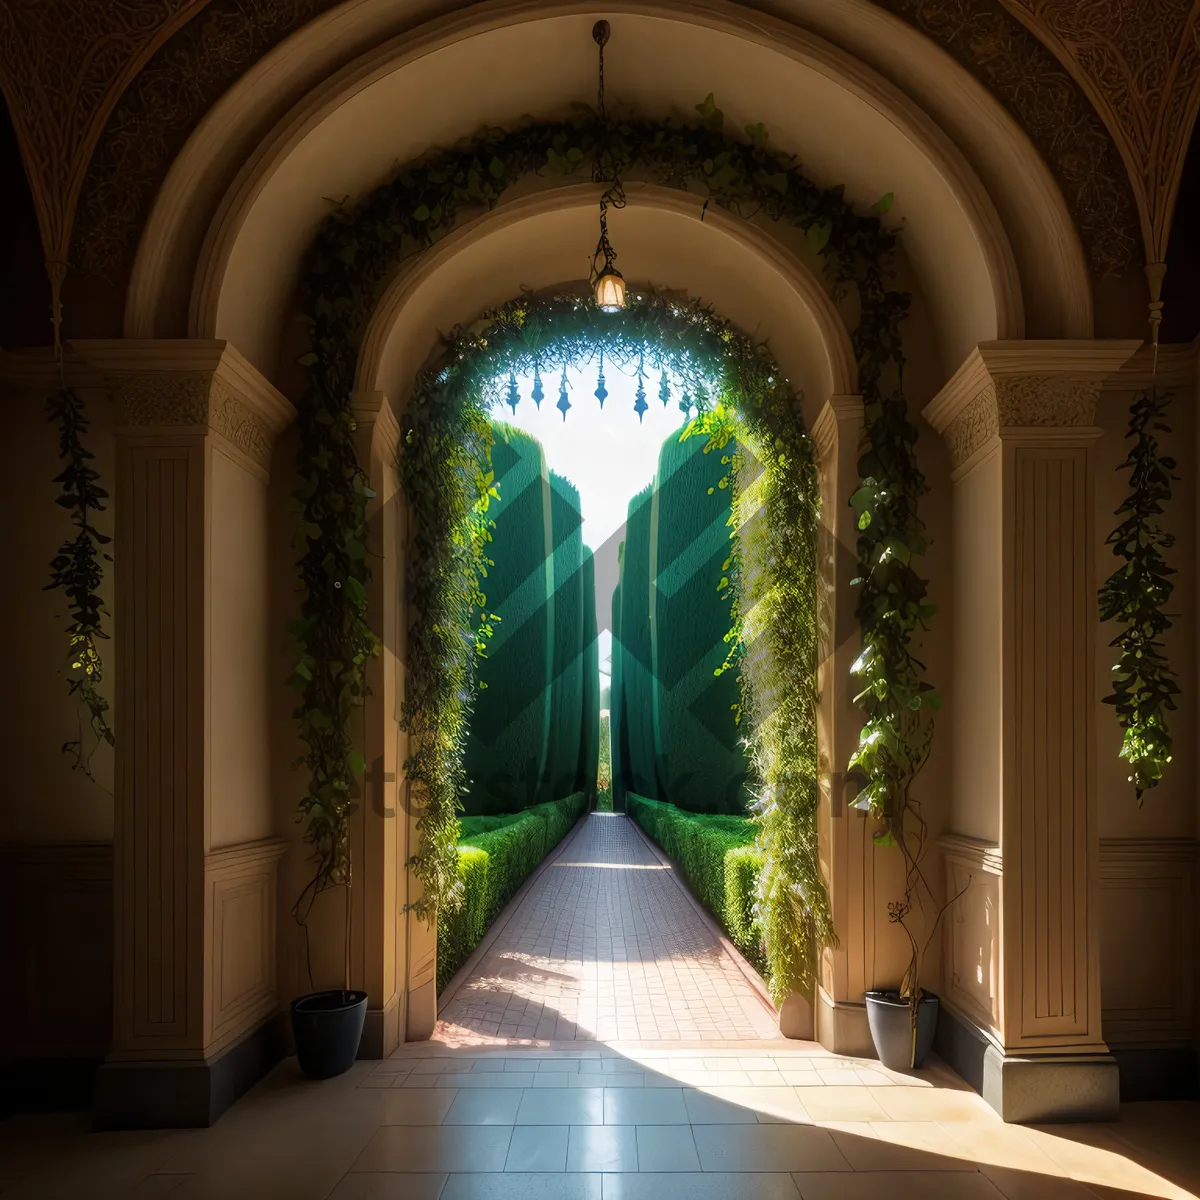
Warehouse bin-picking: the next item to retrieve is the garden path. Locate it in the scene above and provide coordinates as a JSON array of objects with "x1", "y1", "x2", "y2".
[{"x1": 436, "y1": 812, "x2": 779, "y2": 1043}]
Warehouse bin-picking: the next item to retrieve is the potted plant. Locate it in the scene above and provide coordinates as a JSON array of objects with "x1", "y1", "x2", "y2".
[
  {"x1": 848, "y1": 459, "x2": 963, "y2": 1071},
  {"x1": 290, "y1": 868, "x2": 367, "y2": 1080}
]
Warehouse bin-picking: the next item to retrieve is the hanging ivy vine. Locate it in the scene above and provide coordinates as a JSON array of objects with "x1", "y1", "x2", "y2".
[
  {"x1": 295, "y1": 100, "x2": 927, "y2": 998},
  {"x1": 45, "y1": 386, "x2": 114, "y2": 779},
  {"x1": 1099, "y1": 387, "x2": 1179, "y2": 800}
]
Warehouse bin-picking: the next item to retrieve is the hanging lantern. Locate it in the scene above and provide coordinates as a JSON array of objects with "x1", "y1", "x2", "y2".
[
  {"x1": 506, "y1": 371, "x2": 520, "y2": 414},
  {"x1": 634, "y1": 349, "x2": 647, "y2": 422},
  {"x1": 531, "y1": 363, "x2": 544, "y2": 408},
  {"x1": 594, "y1": 266, "x2": 626, "y2": 313},
  {"x1": 589, "y1": 21, "x2": 628, "y2": 312},
  {"x1": 658, "y1": 369, "x2": 671, "y2": 407}
]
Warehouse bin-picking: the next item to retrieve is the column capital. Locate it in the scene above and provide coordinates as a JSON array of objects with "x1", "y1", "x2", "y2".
[
  {"x1": 71, "y1": 339, "x2": 295, "y2": 479},
  {"x1": 923, "y1": 340, "x2": 1140, "y2": 473}
]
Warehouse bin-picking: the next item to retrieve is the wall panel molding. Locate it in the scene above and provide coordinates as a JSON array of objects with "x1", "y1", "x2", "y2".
[
  {"x1": 0, "y1": 841, "x2": 113, "y2": 1059},
  {"x1": 1100, "y1": 837, "x2": 1196, "y2": 1047},
  {"x1": 204, "y1": 838, "x2": 286, "y2": 1056},
  {"x1": 939, "y1": 834, "x2": 1003, "y2": 1038}
]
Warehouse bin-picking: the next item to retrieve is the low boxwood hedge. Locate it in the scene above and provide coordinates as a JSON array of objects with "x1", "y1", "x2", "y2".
[
  {"x1": 627, "y1": 793, "x2": 765, "y2": 974},
  {"x1": 437, "y1": 792, "x2": 587, "y2": 993}
]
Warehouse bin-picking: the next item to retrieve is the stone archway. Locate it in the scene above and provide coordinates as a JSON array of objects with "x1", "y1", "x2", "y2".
[{"x1": 67, "y1": 0, "x2": 1151, "y2": 1130}]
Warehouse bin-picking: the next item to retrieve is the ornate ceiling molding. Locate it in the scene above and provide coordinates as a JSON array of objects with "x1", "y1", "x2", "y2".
[
  {"x1": 997, "y1": 0, "x2": 1200, "y2": 268},
  {"x1": 0, "y1": 0, "x2": 1189, "y2": 330},
  {"x1": 72, "y1": 0, "x2": 336, "y2": 284},
  {"x1": 874, "y1": 0, "x2": 1142, "y2": 275},
  {"x1": 0, "y1": 0, "x2": 209, "y2": 278}
]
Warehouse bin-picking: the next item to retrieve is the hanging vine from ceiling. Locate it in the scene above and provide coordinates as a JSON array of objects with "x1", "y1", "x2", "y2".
[
  {"x1": 293, "y1": 102, "x2": 932, "y2": 1000},
  {"x1": 45, "y1": 384, "x2": 114, "y2": 780},
  {"x1": 1099, "y1": 386, "x2": 1180, "y2": 800}
]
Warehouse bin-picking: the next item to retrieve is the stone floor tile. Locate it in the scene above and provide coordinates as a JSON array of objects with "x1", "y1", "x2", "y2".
[
  {"x1": 567, "y1": 1125, "x2": 639, "y2": 1172},
  {"x1": 370, "y1": 1087, "x2": 458, "y2": 1125},
  {"x1": 601, "y1": 1174, "x2": 801, "y2": 1200},
  {"x1": 326, "y1": 1174, "x2": 448, "y2": 1199},
  {"x1": 505, "y1": 1126, "x2": 570, "y2": 1171},
  {"x1": 444, "y1": 1089, "x2": 524, "y2": 1125},
  {"x1": 351, "y1": 1125, "x2": 512, "y2": 1173},
  {"x1": 682, "y1": 1089, "x2": 760, "y2": 1124},
  {"x1": 442, "y1": 1173, "x2": 602, "y2": 1200},
  {"x1": 866, "y1": 1085, "x2": 992, "y2": 1123},
  {"x1": 602, "y1": 1087, "x2": 688, "y2": 1125},
  {"x1": 799, "y1": 1086, "x2": 890, "y2": 1123},
  {"x1": 696, "y1": 1124, "x2": 850, "y2": 1173},
  {"x1": 516, "y1": 1087, "x2": 604, "y2": 1126},
  {"x1": 454, "y1": 1073, "x2": 535, "y2": 1089},
  {"x1": 791, "y1": 1170, "x2": 1005, "y2": 1199},
  {"x1": 634, "y1": 1125, "x2": 701, "y2": 1171}
]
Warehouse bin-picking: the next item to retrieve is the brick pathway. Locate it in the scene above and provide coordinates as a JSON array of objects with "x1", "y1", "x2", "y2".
[{"x1": 437, "y1": 812, "x2": 780, "y2": 1042}]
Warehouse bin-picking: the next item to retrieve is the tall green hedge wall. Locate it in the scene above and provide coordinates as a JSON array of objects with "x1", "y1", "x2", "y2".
[
  {"x1": 650, "y1": 432, "x2": 747, "y2": 813},
  {"x1": 612, "y1": 437, "x2": 747, "y2": 814},
  {"x1": 547, "y1": 473, "x2": 586, "y2": 801},
  {"x1": 578, "y1": 548, "x2": 600, "y2": 800},
  {"x1": 610, "y1": 543, "x2": 626, "y2": 810},
  {"x1": 463, "y1": 423, "x2": 555, "y2": 815},
  {"x1": 465, "y1": 426, "x2": 595, "y2": 815},
  {"x1": 617, "y1": 485, "x2": 657, "y2": 801}
]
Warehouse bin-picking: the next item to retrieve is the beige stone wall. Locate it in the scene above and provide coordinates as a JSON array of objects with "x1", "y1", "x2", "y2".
[{"x1": 209, "y1": 446, "x2": 274, "y2": 849}]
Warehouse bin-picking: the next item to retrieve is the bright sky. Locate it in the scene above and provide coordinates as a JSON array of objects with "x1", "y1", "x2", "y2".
[{"x1": 501, "y1": 363, "x2": 692, "y2": 690}]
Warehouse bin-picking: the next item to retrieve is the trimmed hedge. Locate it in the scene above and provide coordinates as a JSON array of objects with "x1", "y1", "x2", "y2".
[
  {"x1": 617, "y1": 486, "x2": 657, "y2": 800},
  {"x1": 578, "y1": 548, "x2": 600, "y2": 800},
  {"x1": 627, "y1": 793, "x2": 765, "y2": 974},
  {"x1": 463, "y1": 423, "x2": 554, "y2": 815},
  {"x1": 650, "y1": 431, "x2": 747, "y2": 814},
  {"x1": 437, "y1": 791, "x2": 587, "y2": 992},
  {"x1": 547, "y1": 473, "x2": 585, "y2": 801}
]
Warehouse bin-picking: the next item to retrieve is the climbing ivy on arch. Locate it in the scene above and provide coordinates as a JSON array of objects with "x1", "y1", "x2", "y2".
[
  {"x1": 399, "y1": 290, "x2": 832, "y2": 1002},
  {"x1": 292, "y1": 104, "x2": 933, "y2": 1002}
]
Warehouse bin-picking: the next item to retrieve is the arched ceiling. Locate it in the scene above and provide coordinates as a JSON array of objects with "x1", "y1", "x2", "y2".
[
  {"x1": 168, "y1": 5, "x2": 1031, "y2": 385},
  {"x1": 1, "y1": 0, "x2": 1197, "y2": 346},
  {"x1": 355, "y1": 184, "x2": 861, "y2": 423}
]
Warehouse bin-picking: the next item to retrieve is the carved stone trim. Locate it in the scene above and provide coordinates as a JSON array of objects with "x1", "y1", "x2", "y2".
[
  {"x1": 73, "y1": 339, "x2": 295, "y2": 474},
  {"x1": 924, "y1": 340, "x2": 1141, "y2": 470}
]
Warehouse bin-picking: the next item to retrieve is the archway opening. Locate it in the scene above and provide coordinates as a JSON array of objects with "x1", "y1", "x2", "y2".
[{"x1": 398, "y1": 288, "x2": 830, "y2": 1014}]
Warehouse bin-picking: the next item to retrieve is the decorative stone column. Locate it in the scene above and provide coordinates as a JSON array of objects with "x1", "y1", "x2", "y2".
[
  {"x1": 349, "y1": 391, "x2": 408, "y2": 1055},
  {"x1": 925, "y1": 340, "x2": 1139, "y2": 1122},
  {"x1": 75, "y1": 340, "x2": 295, "y2": 1128}
]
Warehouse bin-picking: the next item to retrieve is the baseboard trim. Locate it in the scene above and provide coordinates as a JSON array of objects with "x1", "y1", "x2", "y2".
[
  {"x1": 1112, "y1": 1046, "x2": 1199, "y2": 1101},
  {"x1": 94, "y1": 1013, "x2": 286, "y2": 1129},
  {"x1": 937, "y1": 1003, "x2": 1120, "y2": 1123}
]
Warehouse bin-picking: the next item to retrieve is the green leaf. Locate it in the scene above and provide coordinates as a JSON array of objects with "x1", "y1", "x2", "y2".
[
  {"x1": 807, "y1": 220, "x2": 832, "y2": 255},
  {"x1": 745, "y1": 122, "x2": 769, "y2": 148},
  {"x1": 874, "y1": 191, "x2": 894, "y2": 214},
  {"x1": 695, "y1": 92, "x2": 724, "y2": 130}
]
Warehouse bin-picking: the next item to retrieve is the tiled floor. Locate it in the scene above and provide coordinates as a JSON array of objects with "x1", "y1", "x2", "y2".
[
  {"x1": 3, "y1": 813, "x2": 1197, "y2": 1198},
  {"x1": 437, "y1": 813, "x2": 779, "y2": 1042},
  {"x1": 3, "y1": 1049, "x2": 1197, "y2": 1198}
]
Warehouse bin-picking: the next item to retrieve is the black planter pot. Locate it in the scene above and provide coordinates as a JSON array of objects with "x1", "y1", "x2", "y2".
[
  {"x1": 291, "y1": 989, "x2": 368, "y2": 1079},
  {"x1": 864, "y1": 989, "x2": 939, "y2": 1070}
]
